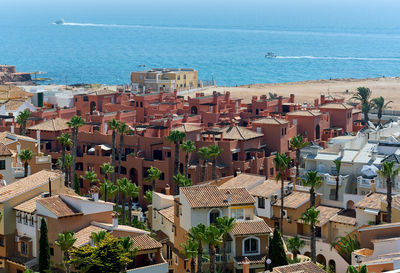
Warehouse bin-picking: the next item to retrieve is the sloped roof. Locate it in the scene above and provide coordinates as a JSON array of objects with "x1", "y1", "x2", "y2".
[
  {"x1": 274, "y1": 191, "x2": 310, "y2": 209},
  {"x1": 214, "y1": 126, "x2": 263, "y2": 140},
  {"x1": 286, "y1": 110, "x2": 321, "y2": 117},
  {"x1": 320, "y1": 103, "x2": 353, "y2": 110},
  {"x1": 158, "y1": 206, "x2": 174, "y2": 223},
  {"x1": 249, "y1": 180, "x2": 288, "y2": 198},
  {"x1": 272, "y1": 261, "x2": 327, "y2": 273},
  {"x1": 0, "y1": 143, "x2": 12, "y2": 156},
  {"x1": 3, "y1": 100, "x2": 27, "y2": 111},
  {"x1": 13, "y1": 194, "x2": 42, "y2": 213},
  {"x1": 330, "y1": 214, "x2": 357, "y2": 226},
  {"x1": 0, "y1": 85, "x2": 33, "y2": 100},
  {"x1": 174, "y1": 124, "x2": 202, "y2": 133},
  {"x1": 37, "y1": 195, "x2": 82, "y2": 218},
  {"x1": 355, "y1": 192, "x2": 386, "y2": 210},
  {"x1": 252, "y1": 117, "x2": 288, "y2": 125},
  {"x1": 298, "y1": 206, "x2": 340, "y2": 227},
  {"x1": 0, "y1": 131, "x2": 37, "y2": 145},
  {"x1": 130, "y1": 233, "x2": 162, "y2": 251},
  {"x1": 73, "y1": 225, "x2": 107, "y2": 248},
  {"x1": 28, "y1": 118, "x2": 69, "y2": 131},
  {"x1": 231, "y1": 219, "x2": 272, "y2": 235},
  {"x1": 219, "y1": 173, "x2": 265, "y2": 190}
]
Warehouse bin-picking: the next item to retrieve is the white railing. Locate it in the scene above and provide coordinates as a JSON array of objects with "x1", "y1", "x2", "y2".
[
  {"x1": 13, "y1": 166, "x2": 28, "y2": 178},
  {"x1": 144, "y1": 79, "x2": 176, "y2": 84},
  {"x1": 357, "y1": 176, "x2": 372, "y2": 188},
  {"x1": 35, "y1": 155, "x2": 51, "y2": 164}
]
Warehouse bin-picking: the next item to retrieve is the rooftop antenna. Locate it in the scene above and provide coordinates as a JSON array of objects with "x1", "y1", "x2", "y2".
[{"x1": 48, "y1": 177, "x2": 52, "y2": 197}]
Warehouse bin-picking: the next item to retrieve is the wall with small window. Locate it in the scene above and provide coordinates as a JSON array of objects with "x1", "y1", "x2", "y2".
[
  {"x1": 16, "y1": 211, "x2": 37, "y2": 257},
  {"x1": 235, "y1": 235, "x2": 267, "y2": 257}
]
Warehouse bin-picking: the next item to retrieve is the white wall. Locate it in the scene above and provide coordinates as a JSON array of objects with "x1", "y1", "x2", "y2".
[
  {"x1": 60, "y1": 195, "x2": 114, "y2": 215},
  {"x1": 16, "y1": 212, "x2": 37, "y2": 257},
  {"x1": 0, "y1": 157, "x2": 13, "y2": 185},
  {"x1": 356, "y1": 208, "x2": 376, "y2": 226}
]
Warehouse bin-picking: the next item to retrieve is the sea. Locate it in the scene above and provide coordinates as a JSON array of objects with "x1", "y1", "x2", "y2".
[{"x1": 1, "y1": 0, "x2": 400, "y2": 86}]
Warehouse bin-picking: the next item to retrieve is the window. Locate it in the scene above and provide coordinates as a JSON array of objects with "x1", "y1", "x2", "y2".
[
  {"x1": 24, "y1": 214, "x2": 28, "y2": 225},
  {"x1": 0, "y1": 235, "x2": 4, "y2": 246},
  {"x1": 270, "y1": 168, "x2": 274, "y2": 176},
  {"x1": 232, "y1": 153, "x2": 238, "y2": 161},
  {"x1": 21, "y1": 241, "x2": 28, "y2": 255},
  {"x1": 18, "y1": 213, "x2": 22, "y2": 223},
  {"x1": 243, "y1": 237, "x2": 260, "y2": 255},
  {"x1": 282, "y1": 128, "x2": 284, "y2": 136},
  {"x1": 83, "y1": 96, "x2": 89, "y2": 102},
  {"x1": 50, "y1": 247, "x2": 54, "y2": 256},
  {"x1": 208, "y1": 209, "x2": 221, "y2": 225},
  {"x1": 30, "y1": 216, "x2": 34, "y2": 226},
  {"x1": 184, "y1": 75, "x2": 186, "y2": 79},
  {"x1": 231, "y1": 208, "x2": 244, "y2": 221},
  {"x1": 258, "y1": 197, "x2": 265, "y2": 209},
  {"x1": 0, "y1": 160, "x2": 5, "y2": 170}
]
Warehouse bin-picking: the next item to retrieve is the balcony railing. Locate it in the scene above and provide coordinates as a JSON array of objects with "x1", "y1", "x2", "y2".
[
  {"x1": 35, "y1": 155, "x2": 51, "y2": 164},
  {"x1": 357, "y1": 176, "x2": 372, "y2": 189},
  {"x1": 13, "y1": 166, "x2": 28, "y2": 178}
]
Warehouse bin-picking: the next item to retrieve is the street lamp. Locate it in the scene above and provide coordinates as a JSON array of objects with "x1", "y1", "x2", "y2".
[{"x1": 265, "y1": 258, "x2": 272, "y2": 272}]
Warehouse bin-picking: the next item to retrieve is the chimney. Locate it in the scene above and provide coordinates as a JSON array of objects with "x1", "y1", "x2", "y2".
[
  {"x1": 90, "y1": 185, "x2": 100, "y2": 201},
  {"x1": 225, "y1": 91, "x2": 230, "y2": 102},
  {"x1": 242, "y1": 257, "x2": 250, "y2": 273},
  {"x1": 371, "y1": 179, "x2": 376, "y2": 193},
  {"x1": 226, "y1": 190, "x2": 231, "y2": 203},
  {"x1": 36, "y1": 130, "x2": 41, "y2": 154},
  {"x1": 10, "y1": 125, "x2": 14, "y2": 134},
  {"x1": 48, "y1": 177, "x2": 52, "y2": 197},
  {"x1": 112, "y1": 212, "x2": 119, "y2": 228},
  {"x1": 165, "y1": 184, "x2": 171, "y2": 195}
]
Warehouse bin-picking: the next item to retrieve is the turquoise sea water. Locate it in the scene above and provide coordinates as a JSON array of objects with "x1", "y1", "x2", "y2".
[{"x1": 1, "y1": 1, "x2": 400, "y2": 86}]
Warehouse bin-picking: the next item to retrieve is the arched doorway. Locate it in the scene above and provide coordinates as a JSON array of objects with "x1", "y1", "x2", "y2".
[
  {"x1": 191, "y1": 106, "x2": 198, "y2": 115},
  {"x1": 129, "y1": 168, "x2": 138, "y2": 183},
  {"x1": 316, "y1": 124, "x2": 320, "y2": 140},
  {"x1": 304, "y1": 251, "x2": 311, "y2": 258},
  {"x1": 90, "y1": 101, "x2": 97, "y2": 115},
  {"x1": 328, "y1": 259, "x2": 336, "y2": 273},
  {"x1": 317, "y1": 254, "x2": 326, "y2": 267}
]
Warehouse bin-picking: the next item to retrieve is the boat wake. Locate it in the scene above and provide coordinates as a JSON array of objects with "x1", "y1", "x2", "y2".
[{"x1": 275, "y1": 56, "x2": 400, "y2": 61}]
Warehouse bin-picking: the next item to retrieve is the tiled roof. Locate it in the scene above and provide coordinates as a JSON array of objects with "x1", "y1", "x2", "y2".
[
  {"x1": 231, "y1": 219, "x2": 272, "y2": 235},
  {"x1": 28, "y1": 118, "x2": 69, "y2": 131},
  {"x1": 252, "y1": 117, "x2": 288, "y2": 125},
  {"x1": 88, "y1": 89, "x2": 117, "y2": 96},
  {"x1": 274, "y1": 191, "x2": 310, "y2": 209},
  {"x1": 330, "y1": 214, "x2": 357, "y2": 226},
  {"x1": 286, "y1": 110, "x2": 321, "y2": 117},
  {"x1": 130, "y1": 233, "x2": 162, "y2": 251},
  {"x1": 153, "y1": 230, "x2": 169, "y2": 243},
  {"x1": 0, "y1": 85, "x2": 33, "y2": 100},
  {"x1": 316, "y1": 206, "x2": 341, "y2": 227},
  {"x1": 272, "y1": 261, "x2": 327, "y2": 273},
  {"x1": 180, "y1": 185, "x2": 255, "y2": 208},
  {"x1": 215, "y1": 126, "x2": 263, "y2": 140},
  {"x1": 235, "y1": 255, "x2": 266, "y2": 265},
  {"x1": 0, "y1": 143, "x2": 12, "y2": 156},
  {"x1": 0, "y1": 170, "x2": 62, "y2": 203},
  {"x1": 174, "y1": 124, "x2": 202, "y2": 133},
  {"x1": 158, "y1": 206, "x2": 174, "y2": 223},
  {"x1": 249, "y1": 180, "x2": 288, "y2": 198},
  {"x1": 73, "y1": 225, "x2": 106, "y2": 248},
  {"x1": 355, "y1": 192, "x2": 386, "y2": 210},
  {"x1": 37, "y1": 195, "x2": 82, "y2": 218},
  {"x1": 13, "y1": 194, "x2": 42, "y2": 213},
  {"x1": 0, "y1": 131, "x2": 37, "y2": 145},
  {"x1": 4, "y1": 100, "x2": 27, "y2": 111},
  {"x1": 219, "y1": 173, "x2": 265, "y2": 190},
  {"x1": 320, "y1": 103, "x2": 352, "y2": 110}
]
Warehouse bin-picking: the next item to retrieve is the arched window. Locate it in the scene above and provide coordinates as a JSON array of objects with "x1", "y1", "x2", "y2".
[
  {"x1": 208, "y1": 208, "x2": 221, "y2": 225},
  {"x1": 243, "y1": 236, "x2": 260, "y2": 255}
]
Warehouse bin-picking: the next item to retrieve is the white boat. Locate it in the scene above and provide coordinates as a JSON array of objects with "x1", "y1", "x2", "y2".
[
  {"x1": 54, "y1": 19, "x2": 65, "y2": 25},
  {"x1": 265, "y1": 52, "x2": 277, "y2": 58}
]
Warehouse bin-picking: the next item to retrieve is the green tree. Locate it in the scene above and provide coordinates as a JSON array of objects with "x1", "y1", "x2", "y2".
[
  {"x1": 274, "y1": 153, "x2": 291, "y2": 234},
  {"x1": 290, "y1": 135, "x2": 309, "y2": 188},
  {"x1": 286, "y1": 236, "x2": 305, "y2": 260},
  {"x1": 188, "y1": 223, "x2": 207, "y2": 273},
  {"x1": 80, "y1": 171, "x2": 100, "y2": 187},
  {"x1": 117, "y1": 122, "x2": 129, "y2": 180},
  {"x1": 352, "y1": 87, "x2": 372, "y2": 122},
  {"x1": 39, "y1": 218, "x2": 50, "y2": 273},
  {"x1": 117, "y1": 178, "x2": 130, "y2": 225},
  {"x1": 181, "y1": 140, "x2": 196, "y2": 178},
  {"x1": 100, "y1": 180, "x2": 118, "y2": 202},
  {"x1": 57, "y1": 133, "x2": 73, "y2": 186},
  {"x1": 119, "y1": 236, "x2": 138, "y2": 270},
  {"x1": 204, "y1": 225, "x2": 223, "y2": 273},
  {"x1": 208, "y1": 144, "x2": 222, "y2": 180},
  {"x1": 91, "y1": 230, "x2": 108, "y2": 245},
  {"x1": 145, "y1": 166, "x2": 162, "y2": 192},
  {"x1": 301, "y1": 171, "x2": 322, "y2": 208},
  {"x1": 300, "y1": 206, "x2": 320, "y2": 263},
  {"x1": 333, "y1": 159, "x2": 342, "y2": 201},
  {"x1": 173, "y1": 172, "x2": 192, "y2": 193},
  {"x1": 18, "y1": 149, "x2": 34, "y2": 177},
  {"x1": 371, "y1": 96, "x2": 392, "y2": 126},
  {"x1": 67, "y1": 115, "x2": 85, "y2": 189},
  {"x1": 55, "y1": 231, "x2": 77, "y2": 273},
  {"x1": 63, "y1": 154, "x2": 74, "y2": 188},
  {"x1": 125, "y1": 181, "x2": 139, "y2": 225},
  {"x1": 332, "y1": 234, "x2": 360, "y2": 264},
  {"x1": 69, "y1": 233, "x2": 132, "y2": 273},
  {"x1": 181, "y1": 238, "x2": 198, "y2": 273},
  {"x1": 16, "y1": 109, "x2": 31, "y2": 136},
  {"x1": 198, "y1": 146, "x2": 209, "y2": 182},
  {"x1": 167, "y1": 130, "x2": 186, "y2": 177},
  {"x1": 144, "y1": 190, "x2": 153, "y2": 204},
  {"x1": 266, "y1": 228, "x2": 288, "y2": 270},
  {"x1": 100, "y1": 163, "x2": 114, "y2": 202},
  {"x1": 74, "y1": 173, "x2": 80, "y2": 195},
  {"x1": 108, "y1": 118, "x2": 120, "y2": 183},
  {"x1": 216, "y1": 216, "x2": 235, "y2": 272},
  {"x1": 378, "y1": 161, "x2": 400, "y2": 223},
  {"x1": 346, "y1": 265, "x2": 368, "y2": 273}
]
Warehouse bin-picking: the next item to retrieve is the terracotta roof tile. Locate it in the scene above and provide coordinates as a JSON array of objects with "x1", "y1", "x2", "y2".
[
  {"x1": 28, "y1": 118, "x2": 69, "y2": 131},
  {"x1": 249, "y1": 180, "x2": 288, "y2": 198},
  {"x1": 330, "y1": 214, "x2": 357, "y2": 226},
  {"x1": 0, "y1": 170, "x2": 62, "y2": 203},
  {"x1": 274, "y1": 191, "x2": 310, "y2": 209},
  {"x1": 4, "y1": 100, "x2": 27, "y2": 111},
  {"x1": 316, "y1": 206, "x2": 341, "y2": 227},
  {"x1": 73, "y1": 225, "x2": 106, "y2": 248},
  {"x1": 37, "y1": 195, "x2": 82, "y2": 218},
  {"x1": 214, "y1": 126, "x2": 263, "y2": 140},
  {"x1": 286, "y1": 110, "x2": 322, "y2": 117},
  {"x1": 320, "y1": 103, "x2": 353, "y2": 110},
  {"x1": 174, "y1": 124, "x2": 202, "y2": 133},
  {"x1": 231, "y1": 219, "x2": 272, "y2": 236},
  {"x1": 355, "y1": 192, "x2": 386, "y2": 210},
  {"x1": 13, "y1": 194, "x2": 42, "y2": 213},
  {"x1": 235, "y1": 255, "x2": 266, "y2": 265},
  {"x1": 0, "y1": 85, "x2": 33, "y2": 100},
  {"x1": 158, "y1": 206, "x2": 174, "y2": 223},
  {"x1": 0, "y1": 131, "x2": 37, "y2": 145},
  {"x1": 0, "y1": 143, "x2": 12, "y2": 156},
  {"x1": 272, "y1": 261, "x2": 327, "y2": 273},
  {"x1": 130, "y1": 233, "x2": 162, "y2": 251},
  {"x1": 219, "y1": 174, "x2": 265, "y2": 190},
  {"x1": 153, "y1": 230, "x2": 169, "y2": 243},
  {"x1": 252, "y1": 117, "x2": 288, "y2": 125}
]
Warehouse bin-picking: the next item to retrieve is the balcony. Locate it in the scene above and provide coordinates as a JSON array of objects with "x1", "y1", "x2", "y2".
[
  {"x1": 144, "y1": 79, "x2": 176, "y2": 84},
  {"x1": 35, "y1": 155, "x2": 51, "y2": 164},
  {"x1": 357, "y1": 176, "x2": 372, "y2": 189},
  {"x1": 13, "y1": 166, "x2": 28, "y2": 178}
]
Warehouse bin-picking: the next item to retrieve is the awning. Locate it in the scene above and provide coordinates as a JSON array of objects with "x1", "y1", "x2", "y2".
[
  {"x1": 231, "y1": 148, "x2": 240, "y2": 153},
  {"x1": 364, "y1": 208, "x2": 379, "y2": 215},
  {"x1": 99, "y1": 144, "x2": 111, "y2": 151}
]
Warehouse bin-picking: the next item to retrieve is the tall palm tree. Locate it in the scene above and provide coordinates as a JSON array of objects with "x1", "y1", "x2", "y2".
[
  {"x1": 64, "y1": 154, "x2": 73, "y2": 187},
  {"x1": 378, "y1": 161, "x2": 400, "y2": 223},
  {"x1": 198, "y1": 146, "x2": 209, "y2": 182},
  {"x1": 290, "y1": 135, "x2": 309, "y2": 188},
  {"x1": 57, "y1": 133, "x2": 73, "y2": 186},
  {"x1": 332, "y1": 234, "x2": 360, "y2": 264},
  {"x1": 371, "y1": 96, "x2": 392, "y2": 126},
  {"x1": 189, "y1": 223, "x2": 207, "y2": 273},
  {"x1": 167, "y1": 130, "x2": 186, "y2": 177},
  {"x1": 208, "y1": 144, "x2": 222, "y2": 180},
  {"x1": 300, "y1": 206, "x2": 320, "y2": 263},
  {"x1": 216, "y1": 216, "x2": 235, "y2": 272},
  {"x1": 117, "y1": 122, "x2": 129, "y2": 180},
  {"x1": 352, "y1": 87, "x2": 372, "y2": 122},
  {"x1": 204, "y1": 225, "x2": 223, "y2": 273},
  {"x1": 181, "y1": 238, "x2": 199, "y2": 273},
  {"x1": 16, "y1": 109, "x2": 31, "y2": 136},
  {"x1": 301, "y1": 171, "x2": 322, "y2": 208},
  {"x1": 80, "y1": 170, "x2": 99, "y2": 187},
  {"x1": 108, "y1": 118, "x2": 120, "y2": 183},
  {"x1": 144, "y1": 190, "x2": 153, "y2": 204},
  {"x1": 119, "y1": 236, "x2": 138, "y2": 269},
  {"x1": 145, "y1": 166, "x2": 162, "y2": 192},
  {"x1": 173, "y1": 173, "x2": 192, "y2": 194},
  {"x1": 181, "y1": 140, "x2": 196, "y2": 178},
  {"x1": 101, "y1": 162, "x2": 114, "y2": 202},
  {"x1": 91, "y1": 230, "x2": 107, "y2": 245},
  {"x1": 100, "y1": 180, "x2": 118, "y2": 202},
  {"x1": 55, "y1": 231, "x2": 76, "y2": 273},
  {"x1": 346, "y1": 265, "x2": 368, "y2": 273},
  {"x1": 67, "y1": 115, "x2": 85, "y2": 189},
  {"x1": 274, "y1": 153, "x2": 291, "y2": 234},
  {"x1": 333, "y1": 159, "x2": 342, "y2": 201},
  {"x1": 125, "y1": 181, "x2": 139, "y2": 225},
  {"x1": 286, "y1": 236, "x2": 305, "y2": 260},
  {"x1": 18, "y1": 149, "x2": 34, "y2": 177},
  {"x1": 117, "y1": 178, "x2": 130, "y2": 225}
]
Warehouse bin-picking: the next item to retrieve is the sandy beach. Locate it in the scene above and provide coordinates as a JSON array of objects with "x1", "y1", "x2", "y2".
[{"x1": 194, "y1": 77, "x2": 400, "y2": 109}]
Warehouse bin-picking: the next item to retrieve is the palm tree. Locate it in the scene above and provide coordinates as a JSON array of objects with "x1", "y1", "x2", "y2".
[
  {"x1": 64, "y1": 154, "x2": 73, "y2": 187},
  {"x1": 274, "y1": 153, "x2": 291, "y2": 234},
  {"x1": 332, "y1": 234, "x2": 360, "y2": 264},
  {"x1": 286, "y1": 236, "x2": 305, "y2": 260},
  {"x1": 208, "y1": 144, "x2": 222, "y2": 180},
  {"x1": 189, "y1": 223, "x2": 207, "y2": 273},
  {"x1": 204, "y1": 225, "x2": 223, "y2": 273},
  {"x1": 108, "y1": 118, "x2": 120, "y2": 183},
  {"x1": 181, "y1": 238, "x2": 198, "y2": 273},
  {"x1": 352, "y1": 87, "x2": 372, "y2": 122},
  {"x1": 371, "y1": 96, "x2": 392, "y2": 126},
  {"x1": 198, "y1": 146, "x2": 209, "y2": 182},
  {"x1": 173, "y1": 173, "x2": 192, "y2": 193},
  {"x1": 125, "y1": 181, "x2": 140, "y2": 225},
  {"x1": 290, "y1": 135, "x2": 309, "y2": 188},
  {"x1": 91, "y1": 230, "x2": 107, "y2": 245},
  {"x1": 100, "y1": 180, "x2": 118, "y2": 202},
  {"x1": 18, "y1": 149, "x2": 34, "y2": 177},
  {"x1": 55, "y1": 231, "x2": 76, "y2": 273},
  {"x1": 101, "y1": 163, "x2": 114, "y2": 201},
  {"x1": 57, "y1": 133, "x2": 73, "y2": 186},
  {"x1": 119, "y1": 236, "x2": 138, "y2": 269},
  {"x1": 301, "y1": 171, "x2": 322, "y2": 208},
  {"x1": 117, "y1": 122, "x2": 129, "y2": 180},
  {"x1": 378, "y1": 161, "x2": 400, "y2": 223},
  {"x1": 181, "y1": 140, "x2": 196, "y2": 178},
  {"x1": 346, "y1": 265, "x2": 368, "y2": 273},
  {"x1": 300, "y1": 206, "x2": 320, "y2": 263},
  {"x1": 216, "y1": 216, "x2": 235, "y2": 272},
  {"x1": 117, "y1": 178, "x2": 130, "y2": 225},
  {"x1": 144, "y1": 190, "x2": 153, "y2": 204},
  {"x1": 333, "y1": 159, "x2": 342, "y2": 201},
  {"x1": 167, "y1": 130, "x2": 186, "y2": 176},
  {"x1": 145, "y1": 166, "x2": 162, "y2": 192},
  {"x1": 80, "y1": 170, "x2": 99, "y2": 187},
  {"x1": 67, "y1": 115, "x2": 85, "y2": 189},
  {"x1": 16, "y1": 109, "x2": 31, "y2": 136}
]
